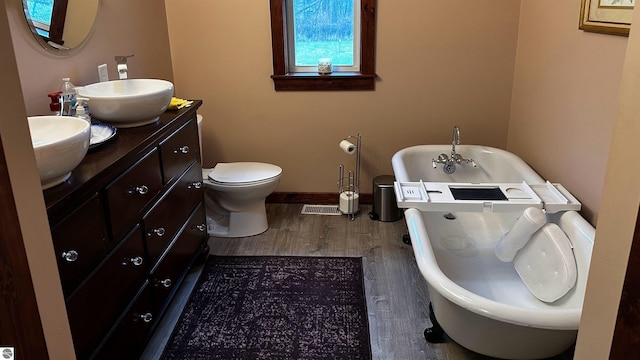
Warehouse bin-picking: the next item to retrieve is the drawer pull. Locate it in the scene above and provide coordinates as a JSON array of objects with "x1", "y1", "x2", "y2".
[
  {"x1": 139, "y1": 312, "x2": 153, "y2": 323},
  {"x1": 188, "y1": 181, "x2": 202, "y2": 189},
  {"x1": 148, "y1": 227, "x2": 166, "y2": 237},
  {"x1": 174, "y1": 146, "x2": 190, "y2": 154},
  {"x1": 122, "y1": 256, "x2": 144, "y2": 266},
  {"x1": 193, "y1": 223, "x2": 206, "y2": 232},
  {"x1": 128, "y1": 185, "x2": 149, "y2": 196},
  {"x1": 157, "y1": 278, "x2": 172, "y2": 288},
  {"x1": 61, "y1": 250, "x2": 79, "y2": 262}
]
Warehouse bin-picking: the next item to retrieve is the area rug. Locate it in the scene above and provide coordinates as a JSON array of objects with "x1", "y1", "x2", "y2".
[{"x1": 160, "y1": 256, "x2": 372, "y2": 360}]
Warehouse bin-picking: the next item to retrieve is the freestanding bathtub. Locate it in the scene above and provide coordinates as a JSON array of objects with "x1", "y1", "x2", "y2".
[{"x1": 392, "y1": 145, "x2": 594, "y2": 359}]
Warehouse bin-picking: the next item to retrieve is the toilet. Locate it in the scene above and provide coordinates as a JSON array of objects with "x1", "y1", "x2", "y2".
[
  {"x1": 202, "y1": 163, "x2": 282, "y2": 237},
  {"x1": 197, "y1": 115, "x2": 282, "y2": 237}
]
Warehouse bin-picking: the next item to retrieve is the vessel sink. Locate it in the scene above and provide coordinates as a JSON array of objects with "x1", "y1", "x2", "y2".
[
  {"x1": 77, "y1": 79, "x2": 174, "y2": 128},
  {"x1": 28, "y1": 116, "x2": 91, "y2": 190}
]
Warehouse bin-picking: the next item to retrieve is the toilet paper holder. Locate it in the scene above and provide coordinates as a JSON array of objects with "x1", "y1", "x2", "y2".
[{"x1": 337, "y1": 134, "x2": 361, "y2": 220}]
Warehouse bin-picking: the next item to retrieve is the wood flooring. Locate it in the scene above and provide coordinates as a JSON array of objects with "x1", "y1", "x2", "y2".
[{"x1": 144, "y1": 203, "x2": 575, "y2": 360}]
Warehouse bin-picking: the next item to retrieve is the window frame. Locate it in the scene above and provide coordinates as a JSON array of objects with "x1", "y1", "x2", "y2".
[
  {"x1": 269, "y1": 0, "x2": 377, "y2": 91},
  {"x1": 48, "y1": 0, "x2": 68, "y2": 45}
]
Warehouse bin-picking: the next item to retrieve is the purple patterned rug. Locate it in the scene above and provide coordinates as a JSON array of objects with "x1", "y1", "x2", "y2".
[{"x1": 160, "y1": 256, "x2": 372, "y2": 360}]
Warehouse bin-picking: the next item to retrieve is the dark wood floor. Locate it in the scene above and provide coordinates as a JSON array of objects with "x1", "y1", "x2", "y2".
[{"x1": 143, "y1": 203, "x2": 575, "y2": 360}]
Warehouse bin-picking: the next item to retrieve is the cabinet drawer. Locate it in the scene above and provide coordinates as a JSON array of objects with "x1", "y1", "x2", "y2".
[
  {"x1": 51, "y1": 194, "x2": 108, "y2": 298},
  {"x1": 92, "y1": 282, "x2": 154, "y2": 360},
  {"x1": 159, "y1": 118, "x2": 200, "y2": 185},
  {"x1": 143, "y1": 161, "x2": 204, "y2": 265},
  {"x1": 151, "y1": 203, "x2": 207, "y2": 311},
  {"x1": 106, "y1": 148, "x2": 162, "y2": 241},
  {"x1": 66, "y1": 226, "x2": 147, "y2": 360}
]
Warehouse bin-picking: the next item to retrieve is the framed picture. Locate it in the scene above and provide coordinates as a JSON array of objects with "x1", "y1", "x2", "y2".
[{"x1": 579, "y1": 0, "x2": 634, "y2": 36}]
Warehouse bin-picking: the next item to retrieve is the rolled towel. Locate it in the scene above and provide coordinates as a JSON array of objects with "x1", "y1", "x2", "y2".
[
  {"x1": 168, "y1": 97, "x2": 193, "y2": 110},
  {"x1": 494, "y1": 207, "x2": 546, "y2": 262}
]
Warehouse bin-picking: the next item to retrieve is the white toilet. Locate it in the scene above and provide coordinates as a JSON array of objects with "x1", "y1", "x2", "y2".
[
  {"x1": 197, "y1": 115, "x2": 282, "y2": 237},
  {"x1": 202, "y1": 162, "x2": 282, "y2": 237}
]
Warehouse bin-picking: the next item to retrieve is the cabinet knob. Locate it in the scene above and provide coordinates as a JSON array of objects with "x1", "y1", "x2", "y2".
[
  {"x1": 138, "y1": 312, "x2": 153, "y2": 323},
  {"x1": 128, "y1": 185, "x2": 149, "y2": 196},
  {"x1": 193, "y1": 223, "x2": 206, "y2": 232},
  {"x1": 61, "y1": 250, "x2": 79, "y2": 262},
  {"x1": 122, "y1": 256, "x2": 144, "y2": 266},
  {"x1": 157, "y1": 278, "x2": 172, "y2": 288},
  {"x1": 188, "y1": 181, "x2": 202, "y2": 189},
  {"x1": 174, "y1": 146, "x2": 190, "y2": 154},
  {"x1": 148, "y1": 227, "x2": 166, "y2": 237}
]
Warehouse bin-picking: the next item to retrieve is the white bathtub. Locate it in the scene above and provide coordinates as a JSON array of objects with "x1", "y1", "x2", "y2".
[{"x1": 392, "y1": 145, "x2": 594, "y2": 359}]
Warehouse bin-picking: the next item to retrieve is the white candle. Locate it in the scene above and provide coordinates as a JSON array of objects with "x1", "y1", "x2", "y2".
[{"x1": 318, "y1": 58, "x2": 332, "y2": 74}]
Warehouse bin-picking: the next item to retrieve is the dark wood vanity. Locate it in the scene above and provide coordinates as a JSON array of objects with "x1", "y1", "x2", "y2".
[{"x1": 43, "y1": 101, "x2": 208, "y2": 359}]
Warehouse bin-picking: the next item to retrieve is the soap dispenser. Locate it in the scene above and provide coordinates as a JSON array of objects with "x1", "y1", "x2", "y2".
[
  {"x1": 48, "y1": 91, "x2": 62, "y2": 115},
  {"x1": 75, "y1": 97, "x2": 91, "y2": 123}
]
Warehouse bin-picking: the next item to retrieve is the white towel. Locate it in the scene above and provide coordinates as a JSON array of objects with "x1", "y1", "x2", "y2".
[{"x1": 494, "y1": 207, "x2": 546, "y2": 262}]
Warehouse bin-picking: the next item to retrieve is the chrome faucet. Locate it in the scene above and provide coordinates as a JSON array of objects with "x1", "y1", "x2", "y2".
[
  {"x1": 115, "y1": 55, "x2": 134, "y2": 79},
  {"x1": 432, "y1": 125, "x2": 476, "y2": 174},
  {"x1": 451, "y1": 125, "x2": 460, "y2": 158}
]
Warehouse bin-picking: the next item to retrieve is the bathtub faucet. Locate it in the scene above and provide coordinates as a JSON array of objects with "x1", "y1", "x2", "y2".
[
  {"x1": 452, "y1": 125, "x2": 460, "y2": 157},
  {"x1": 432, "y1": 126, "x2": 476, "y2": 174}
]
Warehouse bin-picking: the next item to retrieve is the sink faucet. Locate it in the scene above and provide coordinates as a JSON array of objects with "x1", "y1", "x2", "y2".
[
  {"x1": 115, "y1": 55, "x2": 134, "y2": 79},
  {"x1": 432, "y1": 125, "x2": 476, "y2": 174}
]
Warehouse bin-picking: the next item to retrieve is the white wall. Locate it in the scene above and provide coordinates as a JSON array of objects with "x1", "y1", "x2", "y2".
[
  {"x1": 509, "y1": 0, "x2": 627, "y2": 224},
  {"x1": 1, "y1": 3, "x2": 75, "y2": 358},
  {"x1": 165, "y1": 0, "x2": 521, "y2": 195},
  {"x1": 574, "y1": 4, "x2": 640, "y2": 357}
]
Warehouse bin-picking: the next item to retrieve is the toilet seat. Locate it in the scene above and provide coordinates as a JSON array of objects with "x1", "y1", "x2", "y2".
[{"x1": 206, "y1": 162, "x2": 282, "y2": 186}]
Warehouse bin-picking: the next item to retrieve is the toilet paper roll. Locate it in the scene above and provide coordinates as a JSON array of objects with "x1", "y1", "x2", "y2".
[
  {"x1": 339, "y1": 191, "x2": 359, "y2": 214},
  {"x1": 494, "y1": 207, "x2": 546, "y2": 262},
  {"x1": 339, "y1": 140, "x2": 356, "y2": 154}
]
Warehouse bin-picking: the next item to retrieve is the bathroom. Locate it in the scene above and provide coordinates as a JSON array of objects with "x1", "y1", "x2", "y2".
[{"x1": 1, "y1": 0, "x2": 639, "y2": 359}]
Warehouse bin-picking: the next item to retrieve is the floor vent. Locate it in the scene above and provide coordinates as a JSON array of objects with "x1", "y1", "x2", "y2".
[{"x1": 301, "y1": 204, "x2": 342, "y2": 215}]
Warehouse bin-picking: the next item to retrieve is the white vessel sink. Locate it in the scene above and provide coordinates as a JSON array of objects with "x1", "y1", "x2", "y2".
[
  {"x1": 28, "y1": 116, "x2": 91, "y2": 190},
  {"x1": 77, "y1": 79, "x2": 174, "y2": 128}
]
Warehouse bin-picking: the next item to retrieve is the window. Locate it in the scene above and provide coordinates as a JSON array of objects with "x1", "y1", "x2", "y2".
[
  {"x1": 287, "y1": 0, "x2": 359, "y2": 72},
  {"x1": 25, "y1": 0, "x2": 52, "y2": 37},
  {"x1": 24, "y1": 0, "x2": 68, "y2": 45},
  {"x1": 270, "y1": 0, "x2": 377, "y2": 91}
]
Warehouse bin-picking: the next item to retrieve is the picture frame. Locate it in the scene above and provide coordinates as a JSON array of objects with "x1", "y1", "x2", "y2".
[{"x1": 579, "y1": 0, "x2": 634, "y2": 36}]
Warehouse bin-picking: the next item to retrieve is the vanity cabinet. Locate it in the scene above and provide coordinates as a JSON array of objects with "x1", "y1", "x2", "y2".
[
  {"x1": 144, "y1": 161, "x2": 204, "y2": 265},
  {"x1": 66, "y1": 225, "x2": 147, "y2": 358},
  {"x1": 43, "y1": 101, "x2": 207, "y2": 360},
  {"x1": 50, "y1": 194, "x2": 109, "y2": 298},
  {"x1": 105, "y1": 148, "x2": 163, "y2": 242}
]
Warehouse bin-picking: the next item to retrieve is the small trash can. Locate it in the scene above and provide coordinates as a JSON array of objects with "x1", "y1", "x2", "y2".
[{"x1": 369, "y1": 175, "x2": 403, "y2": 222}]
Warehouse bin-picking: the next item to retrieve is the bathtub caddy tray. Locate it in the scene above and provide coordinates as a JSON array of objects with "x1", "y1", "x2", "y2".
[{"x1": 394, "y1": 180, "x2": 581, "y2": 213}]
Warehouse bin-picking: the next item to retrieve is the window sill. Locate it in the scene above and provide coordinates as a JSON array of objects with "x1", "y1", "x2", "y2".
[{"x1": 271, "y1": 72, "x2": 377, "y2": 91}]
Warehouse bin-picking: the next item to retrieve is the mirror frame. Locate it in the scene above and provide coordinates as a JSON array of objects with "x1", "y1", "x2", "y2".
[{"x1": 21, "y1": 0, "x2": 100, "y2": 55}]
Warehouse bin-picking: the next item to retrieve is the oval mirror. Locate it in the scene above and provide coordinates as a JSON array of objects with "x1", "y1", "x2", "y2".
[{"x1": 22, "y1": 0, "x2": 100, "y2": 54}]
